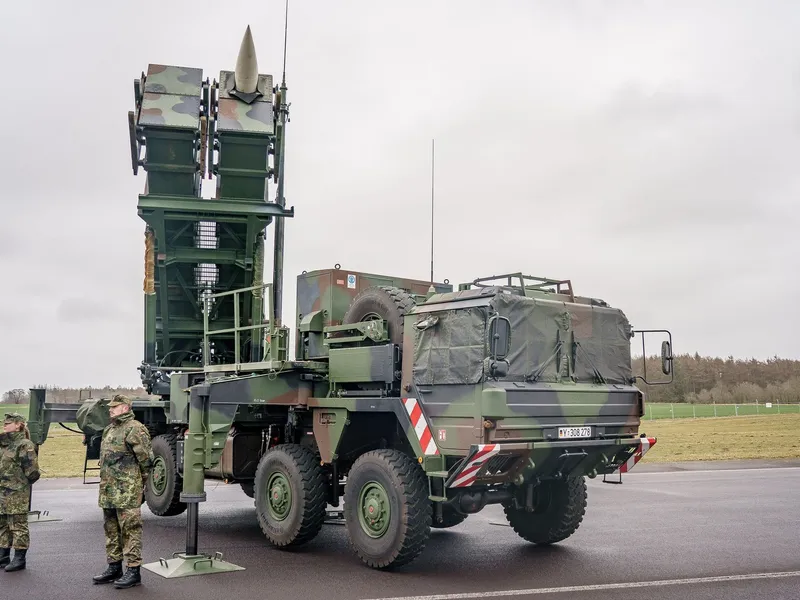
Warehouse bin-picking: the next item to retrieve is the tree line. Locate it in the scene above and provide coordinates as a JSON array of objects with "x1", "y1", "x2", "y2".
[
  {"x1": 1, "y1": 385, "x2": 153, "y2": 405},
  {"x1": 2, "y1": 354, "x2": 799, "y2": 405},
  {"x1": 633, "y1": 354, "x2": 800, "y2": 404}
]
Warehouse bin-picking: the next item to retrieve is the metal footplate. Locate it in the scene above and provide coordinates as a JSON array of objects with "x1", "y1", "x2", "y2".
[
  {"x1": 324, "y1": 508, "x2": 346, "y2": 525},
  {"x1": 142, "y1": 552, "x2": 245, "y2": 579}
]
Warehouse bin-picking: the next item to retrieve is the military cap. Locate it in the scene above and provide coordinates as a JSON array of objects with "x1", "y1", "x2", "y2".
[
  {"x1": 108, "y1": 394, "x2": 132, "y2": 407},
  {"x1": 3, "y1": 412, "x2": 26, "y2": 424}
]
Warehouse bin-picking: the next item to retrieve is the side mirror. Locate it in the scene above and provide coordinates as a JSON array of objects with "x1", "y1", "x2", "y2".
[
  {"x1": 661, "y1": 340, "x2": 672, "y2": 375},
  {"x1": 631, "y1": 329, "x2": 674, "y2": 386},
  {"x1": 488, "y1": 316, "x2": 511, "y2": 360}
]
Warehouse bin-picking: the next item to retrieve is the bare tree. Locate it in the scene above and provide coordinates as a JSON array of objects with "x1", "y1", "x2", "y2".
[{"x1": 1, "y1": 389, "x2": 29, "y2": 404}]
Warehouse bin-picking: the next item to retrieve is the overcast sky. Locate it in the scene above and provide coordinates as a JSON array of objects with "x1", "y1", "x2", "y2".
[{"x1": 1, "y1": 1, "x2": 798, "y2": 393}]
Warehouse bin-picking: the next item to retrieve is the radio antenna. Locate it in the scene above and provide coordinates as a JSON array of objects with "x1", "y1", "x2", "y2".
[
  {"x1": 281, "y1": 0, "x2": 289, "y2": 86},
  {"x1": 272, "y1": 0, "x2": 290, "y2": 326},
  {"x1": 430, "y1": 138, "x2": 435, "y2": 284}
]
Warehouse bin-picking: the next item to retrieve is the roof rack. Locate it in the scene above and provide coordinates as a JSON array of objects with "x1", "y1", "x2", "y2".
[{"x1": 458, "y1": 272, "x2": 575, "y2": 302}]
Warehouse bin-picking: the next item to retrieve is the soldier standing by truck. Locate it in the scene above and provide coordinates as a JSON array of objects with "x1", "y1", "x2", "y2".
[
  {"x1": 92, "y1": 395, "x2": 153, "y2": 589},
  {"x1": 0, "y1": 412, "x2": 40, "y2": 572}
]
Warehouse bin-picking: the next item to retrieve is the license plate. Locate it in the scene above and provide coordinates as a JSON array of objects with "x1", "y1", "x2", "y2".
[{"x1": 558, "y1": 426, "x2": 592, "y2": 439}]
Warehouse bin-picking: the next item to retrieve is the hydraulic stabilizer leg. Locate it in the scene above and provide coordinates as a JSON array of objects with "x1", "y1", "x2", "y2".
[
  {"x1": 181, "y1": 385, "x2": 208, "y2": 556},
  {"x1": 142, "y1": 385, "x2": 244, "y2": 578},
  {"x1": 185, "y1": 503, "x2": 200, "y2": 555},
  {"x1": 26, "y1": 389, "x2": 61, "y2": 523}
]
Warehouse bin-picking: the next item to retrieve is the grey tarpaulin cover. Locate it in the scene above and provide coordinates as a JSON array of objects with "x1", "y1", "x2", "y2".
[
  {"x1": 412, "y1": 308, "x2": 487, "y2": 385},
  {"x1": 412, "y1": 290, "x2": 633, "y2": 385},
  {"x1": 491, "y1": 292, "x2": 633, "y2": 384}
]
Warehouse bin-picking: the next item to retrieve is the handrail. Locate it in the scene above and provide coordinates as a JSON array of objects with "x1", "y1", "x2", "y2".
[{"x1": 202, "y1": 282, "x2": 274, "y2": 368}]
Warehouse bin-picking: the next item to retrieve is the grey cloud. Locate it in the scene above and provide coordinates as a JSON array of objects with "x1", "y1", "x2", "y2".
[
  {"x1": 56, "y1": 297, "x2": 133, "y2": 324},
  {"x1": 601, "y1": 82, "x2": 725, "y2": 125}
]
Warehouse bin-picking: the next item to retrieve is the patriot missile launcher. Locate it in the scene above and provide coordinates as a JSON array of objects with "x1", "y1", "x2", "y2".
[
  {"x1": 27, "y1": 22, "x2": 674, "y2": 575},
  {"x1": 132, "y1": 23, "x2": 293, "y2": 396}
]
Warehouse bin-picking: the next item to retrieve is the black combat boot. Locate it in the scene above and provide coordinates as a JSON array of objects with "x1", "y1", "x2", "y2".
[
  {"x1": 92, "y1": 560, "x2": 123, "y2": 584},
  {"x1": 0, "y1": 548, "x2": 10, "y2": 568},
  {"x1": 4, "y1": 549, "x2": 26, "y2": 572},
  {"x1": 114, "y1": 565, "x2": 142, "y2": 589}
]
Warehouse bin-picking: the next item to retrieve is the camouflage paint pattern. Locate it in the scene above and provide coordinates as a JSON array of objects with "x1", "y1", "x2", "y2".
[
  {"x1": 216, "y1": 71, "x2": 274, "y2": 133},
  {"x1": 103, "y1": 507, "x2": 144, "y2": 567},
  {"x1": 138, "y1": 92, "x2": 202, "y2": 129},
  {"x1": 132, "y1": 58, "x2": 287, "y2": 395},
  {"x1": 25, "y1": 389, "x2": 164, "y2": 447},
  {"x1": 27, "y1": 268, "x2": 658, "y2": 503},
  {"x1": 98, "y1": 411, "x2": 154, "y2": 509},
  {"x1": 393, "y1": 285, "x2": 653, "y2": 487},
  {"x1": 175, "y1": 273, "x2": 653, "y2": 491},
  {"x1": 180, "y1": 366, "x2": 327, "y2": 494},
  {"x1": 0, "y1": 430, "x2": 40, "y2": 514},
  {"x1": 295, "y1": 268, "x2": 452, "y2": 359},
  {"x1": 133, "y1": 62, "x2": 207, "y2": 383},
  {"x1": 143, "y1": 64, "x2": 203, "y2": 96},
  {"x1": 308, "y1": 396, "x2": 445, "y2": 472},
  {"x1": 0, "y1": 514, "x2": 29, "y2": 550},
  {"x1": 138, "y1": 65, "x2": 203, "y2": 129}
]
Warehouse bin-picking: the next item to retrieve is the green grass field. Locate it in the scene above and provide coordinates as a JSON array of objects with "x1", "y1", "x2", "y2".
[
  {"x1": 3, "y1": 404, "x2": 31, "y2": 419},
  {"x1": 5, "y1": 403, "x2": 800, "y2": 477},
  {"x1": 644, "y1": 402, "x2": 800, "y2": 420},
  {"x1": 639, "y1": 414, "x2": 800, "y2": 463}
]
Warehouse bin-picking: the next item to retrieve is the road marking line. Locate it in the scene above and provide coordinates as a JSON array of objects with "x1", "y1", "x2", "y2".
[
  {"x1": 621, "y1": 466, "x2": 800, "y2": 476},
  {"x1": 359, "y1": 571, "x2": 800, "y2": 600}
]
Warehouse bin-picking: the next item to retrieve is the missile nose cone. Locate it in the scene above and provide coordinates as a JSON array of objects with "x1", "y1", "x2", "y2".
[{"x1": 234, "y1": 25, "x2": 259, "y2": 94}]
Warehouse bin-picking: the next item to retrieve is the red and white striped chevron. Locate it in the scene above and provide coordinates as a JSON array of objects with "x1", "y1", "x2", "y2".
[
  {"x1": 402, "y1": 397, "x2": 439, "y2": 456},
  {"x1": 449, "y1": 444, "x2": 501, "y2": 488},
  {"x1": 618, "y1": 437, "x2": 657, "y2": 473}
]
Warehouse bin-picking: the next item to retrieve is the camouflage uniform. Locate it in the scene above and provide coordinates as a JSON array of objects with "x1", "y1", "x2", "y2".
[
  {"x1": 0, "y1": 413, "x2": 40, "y2": 571},
  {"x1": 97, "y1": 396, "x2": 153, "y2": 570}
]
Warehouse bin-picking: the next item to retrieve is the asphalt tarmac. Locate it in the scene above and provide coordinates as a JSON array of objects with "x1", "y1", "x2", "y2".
[{"x1": 3, "y1": 459, "x2": 799, "y2": 599}]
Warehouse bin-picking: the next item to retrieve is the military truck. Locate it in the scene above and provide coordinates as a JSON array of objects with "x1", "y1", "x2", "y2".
[{"x1": 26, "y1": 25, "x2": 672, "y2": 571}]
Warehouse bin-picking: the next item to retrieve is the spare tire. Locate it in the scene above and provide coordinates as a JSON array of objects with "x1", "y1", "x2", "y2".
[{"x1": 342, "y1": 286, "x2": 416, "y2": 346}]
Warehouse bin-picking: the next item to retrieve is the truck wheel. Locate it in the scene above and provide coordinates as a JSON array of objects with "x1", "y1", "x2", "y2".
[
  {"x1": 342, "y1": 286, "x2": 416, "y2": 346},
  {"x1": 254, "y1": 444, "x2": 327, "y2": 547},
  {"x1": 145, "y1": 434, "x2": 187, "y2": 517},
  {"x1": 503, "y1": 477, "x2": 587, "y2": 545},
  {"x1": 344, "y1": 449, "x2": 431, "y2": 569},
  {"x1": 431, "y1": 504, "x2": 468, "y2": 529}
]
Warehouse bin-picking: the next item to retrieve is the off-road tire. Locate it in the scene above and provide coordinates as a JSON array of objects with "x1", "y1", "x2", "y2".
[
  {"x1": 503, "y1": 477, "x2": 587, "y2": 545},
  {"x1": 342, "y1": 286, "x2": 417, "y2": 346},
  {"x1": 254, "y1": 444, "x2": 327, "y2": 548},
  {"x1": 344, "y1": 449, "x2": 431, "y2": 569},
  {"x1": 145, "y1": 434, "x2": 187, "y2": 517},
  {"x1": 431, "y1": 504, "x2": 468, "y2": 529}
]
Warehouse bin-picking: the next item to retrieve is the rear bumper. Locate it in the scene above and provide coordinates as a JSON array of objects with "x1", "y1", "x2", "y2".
[{"x1": 445, "y1": 436, "x2": 657, "y2": 488}]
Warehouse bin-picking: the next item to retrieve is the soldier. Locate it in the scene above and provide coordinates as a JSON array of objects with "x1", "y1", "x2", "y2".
[
  {"x1": 92, "y1": 395, "x2": 153, "y2": 589},
  {"x1": 0, "y1": 412, "x2": 40, "y2": 572}
]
